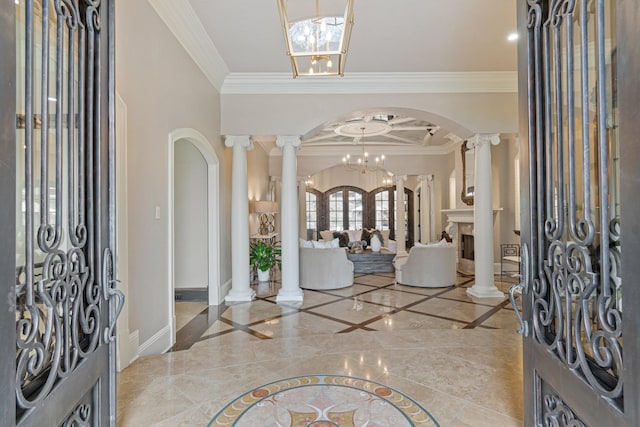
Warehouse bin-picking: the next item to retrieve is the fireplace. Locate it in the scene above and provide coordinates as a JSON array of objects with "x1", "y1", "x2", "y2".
[
  {"x1": 441, "y1": 208, "x2": 502, "y2": 275},
  {"x1": 461, "y1": 234, "x2": 474, "y2": 260}
]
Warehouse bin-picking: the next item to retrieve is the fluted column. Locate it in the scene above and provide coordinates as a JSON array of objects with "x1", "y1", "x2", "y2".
[
  {"x1": 467, "y1": 134, "x2": 504, "y2": 298},
  {"x1": 298, "y1": 178, "x2": 307, "y2": 239},
  {"x1": 276, "y1": 136, "x2": 304, "y2": 302},
  {"x1": 395, "y1": 175, "x2": 407, "y2": 255},
  {"x1": 224, "y1": 136, "x2": 255, "y2": 302}
]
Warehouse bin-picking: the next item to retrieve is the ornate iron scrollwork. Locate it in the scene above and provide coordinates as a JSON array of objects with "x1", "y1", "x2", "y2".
[
  {"x1": 527, "y1": 0, "x2": 623, "y2": 404},
  {"x1": 62, "y1": 402, "x2": 91, "y2": 427},
  {"x1": 14, "y1": 0, "x2": 118, "y2": 412},
  {"x1": 543, "y1": 393, "x2": 587, "y2": 427}
]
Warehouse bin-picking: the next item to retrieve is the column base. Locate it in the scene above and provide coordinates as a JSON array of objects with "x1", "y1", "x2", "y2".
[
  {"x1": 225, "y1": 288, "x2": 256, "y2": 302},
  {"x1": 467, "y1": 286, "x2": 504, "y2": 299},
  {"x1": 276, "y1": 288, "x2": 304, "y2": 303}
]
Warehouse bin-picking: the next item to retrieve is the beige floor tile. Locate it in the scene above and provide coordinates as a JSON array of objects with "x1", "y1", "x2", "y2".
[
  {"x1": 410, "y1": 298, "x2": 496, "y2": 322},
  {"x1": 119, "y1": 273, "x2": 526, "y2": 426},
  {"x1": 367, "y1": 310, "x2": 467, "y2": 332}
]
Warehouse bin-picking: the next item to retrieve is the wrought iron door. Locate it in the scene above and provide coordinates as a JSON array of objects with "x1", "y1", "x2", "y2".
[
  {"x1": 511, "y1": 0, "x2": 640, "y2": 426},
  {"x1": 1, "y1": 1, "x2": 122, "y2": 426}
]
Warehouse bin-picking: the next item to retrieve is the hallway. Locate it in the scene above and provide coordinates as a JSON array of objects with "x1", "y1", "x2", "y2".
[{"x1": 117, "y1": 273, "x2": 523, "y2": 426}]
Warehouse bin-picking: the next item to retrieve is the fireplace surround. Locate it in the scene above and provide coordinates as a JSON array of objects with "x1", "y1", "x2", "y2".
[{"x1": 441, "y1": 208, "x2": 502, "y2": 275}]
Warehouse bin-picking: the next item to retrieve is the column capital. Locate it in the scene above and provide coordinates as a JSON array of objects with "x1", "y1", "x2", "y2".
[
  {"x1": 225, "y1": 135, "x2": 253, "y2": 150},
  {"x1": 467, "y1": 133, "x2": 501, "y2": 149},
  {"x1": 418, "y1": 174, "x2": 434, "y2": 182},
  {"x1": 276, "y1": 135, "x2": 302, "y2": 149},
  {"x1": 395, "y1": 175, "x2": 407, "y2": 184}
]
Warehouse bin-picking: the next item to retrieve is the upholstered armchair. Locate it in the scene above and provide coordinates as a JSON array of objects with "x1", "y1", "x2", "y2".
[
  {"x1": 299, "y1": 247, "x2": 354, "y2": 290},
  {"x1": 394, "y1": 244, "x2": 457, "y2": 288}
]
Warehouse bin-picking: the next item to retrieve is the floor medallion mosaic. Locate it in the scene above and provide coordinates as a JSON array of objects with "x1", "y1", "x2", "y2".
[{"x1": 208, "y1": 374, "x2": 439, "y2": 426}]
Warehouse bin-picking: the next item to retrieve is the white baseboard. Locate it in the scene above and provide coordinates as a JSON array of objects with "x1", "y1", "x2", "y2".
[
  {"x1": 220, "y1": 278, "x2": 232, "y2": 303},
  {"x1": 116, "y1": 329, "x2": 139, "y2": 372},
  {"x1": 138, "y1": 324, "x2": 173, "y2": 356},
  {"x1": 128, "y1": 330, "x2": 140, "y2": 363}
]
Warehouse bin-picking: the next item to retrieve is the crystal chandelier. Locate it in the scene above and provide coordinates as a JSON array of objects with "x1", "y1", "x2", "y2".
[
  {"x1": 342, "y1": 127, "x2": 385, "y2": 174},
  {"x1": 276, "y1": 0, "x2": 355, "y2": 77}
]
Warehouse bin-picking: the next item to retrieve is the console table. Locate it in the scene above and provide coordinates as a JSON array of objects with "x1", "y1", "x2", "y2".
[{"x1": 346, "y1": 249, "x2": 396, "y2": 273}]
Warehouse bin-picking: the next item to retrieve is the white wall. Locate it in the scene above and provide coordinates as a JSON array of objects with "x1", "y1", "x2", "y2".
[
  {"x1": 116, "y1": 0, "x2": 229, "y2": 354},
  {"x1": 174, "y1": 140, "x2": 208, "y2": 289},
  {"x1": 221, "y1": 93, "x2": 518, "y2": 138},
  {"x1": 492, "y1": 136, "x2": 521, "y2": 261}
]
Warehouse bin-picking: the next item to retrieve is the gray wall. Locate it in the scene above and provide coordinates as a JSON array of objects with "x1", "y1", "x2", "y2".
[
  {"x1": 174, "y1": 141, "x2": 208, "y2": 289},
  {"x1": 116, "y1": 0, "x2": 229, "y2": 352}
]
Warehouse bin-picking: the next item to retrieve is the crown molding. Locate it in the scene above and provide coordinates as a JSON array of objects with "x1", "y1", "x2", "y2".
[
  {"x1": 268, "y1": 139, "x2": 459, "y2": 157},
  {"x1": 148, "y1": 0, "x2": 229, "y2": 92},
  {"x1": 221, "y1": 71, "x2": 517, "y2": 95}
]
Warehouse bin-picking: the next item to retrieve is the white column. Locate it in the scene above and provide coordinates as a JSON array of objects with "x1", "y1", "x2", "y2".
[
  {"x1": 418, "y1": 175, "x2": 433, "y2": 243},
  {"x1": 276, "y1": 136, "x2": 304, "y2": 302},
  {"x1": 224, "y1": 136, "x2": 255, "y2": 302},
  {"x1": 427, "y1": 175, "x2": 436, "y2": 241},
  {"x1": 467, "y1": 134, "x2": 504, "y2": 298},
  {"x1": 395, "y1": 175, "x2": 407, "y2": 255},
  {"x1": 298, "y1": 178, "x2": 307, "y2": 239}
]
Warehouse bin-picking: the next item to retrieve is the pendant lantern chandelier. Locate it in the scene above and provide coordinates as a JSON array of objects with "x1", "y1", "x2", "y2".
[{"x1": 277, "y1": 0, "x2": 355, "y2": 77}]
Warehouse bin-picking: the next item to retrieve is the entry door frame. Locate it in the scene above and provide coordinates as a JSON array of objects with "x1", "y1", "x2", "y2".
[
  {"x1": 516, "y1": 0, "x2": 640, "y2": 425},
  {"x1": 0, "y1": 1, "x2": 17, "y2": 423}
]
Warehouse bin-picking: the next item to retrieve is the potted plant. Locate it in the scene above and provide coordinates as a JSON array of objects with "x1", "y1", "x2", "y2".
[{"x1": 249, "y1": 240, "x2": 281, "y2": 282}]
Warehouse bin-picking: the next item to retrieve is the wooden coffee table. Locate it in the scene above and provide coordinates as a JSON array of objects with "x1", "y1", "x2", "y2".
[{"x1": 346, "y1": 248, "x2": 396, "y2": 273}]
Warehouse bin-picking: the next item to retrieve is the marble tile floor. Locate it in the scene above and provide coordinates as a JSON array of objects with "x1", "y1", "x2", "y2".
[{"x1": 117, "y1": 273, "x2": 524, "y2": 426}]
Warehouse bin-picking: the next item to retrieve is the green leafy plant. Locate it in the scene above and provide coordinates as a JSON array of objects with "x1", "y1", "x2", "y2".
[{"x1": 249, "y1": 240, "x2": 282, "y2": 272}]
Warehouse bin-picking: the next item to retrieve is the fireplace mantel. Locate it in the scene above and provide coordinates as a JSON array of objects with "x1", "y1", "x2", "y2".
[{"x1": 441, "y1": 208, "x2": 503, "y2": 229}]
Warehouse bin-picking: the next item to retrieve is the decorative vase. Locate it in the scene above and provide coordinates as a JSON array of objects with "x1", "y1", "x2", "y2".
[
  {"x1": 257, "y1": 268, "x2": 270, "y2": 282},
  {"x1": 370, "y1": 235, "x2": 382, "y2": 252}
]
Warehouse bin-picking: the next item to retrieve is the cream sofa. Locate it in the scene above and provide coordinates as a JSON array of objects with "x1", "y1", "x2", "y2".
[
  {"x1": 394, "y1": 244, "x2": 457, "y2": 288},
  {"x1": 299, "y1": 247, "x2": 354, "y2": 290},
  {"x1": 318, "y1": 229, "x2": 397, "y2": 253}
]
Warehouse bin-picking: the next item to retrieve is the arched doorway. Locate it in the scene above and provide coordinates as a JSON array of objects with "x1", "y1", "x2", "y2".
[{"x1": 168, "y1": 129, "x2": 220, "y2": 345}]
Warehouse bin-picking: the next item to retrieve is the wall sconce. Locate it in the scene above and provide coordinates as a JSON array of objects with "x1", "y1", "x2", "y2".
[{"x1": 254, "y1": 201, "x2": 278, "y2": 235}]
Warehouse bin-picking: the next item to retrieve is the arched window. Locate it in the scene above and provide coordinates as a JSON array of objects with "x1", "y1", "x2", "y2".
[
  {"x1": 374, "y1": 190, "x2": 390, "y2": 230},
  {"x1": 305, "y1": 188, "x2": 322, "y2": 239},
  {"x1": 325, "y1": 186, "x2": 365, "y2": 231},
  {"x1": 372, "y1": 187, "x2": 414, "y2": 247}
]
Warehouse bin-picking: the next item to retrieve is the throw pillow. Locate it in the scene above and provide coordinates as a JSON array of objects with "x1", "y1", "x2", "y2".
[
  {"x1": 361, "y1": 228, "x2": 372, "y2": 245},
  {"x1": 299, "y1": 238, "x2": 313, "y2": 248},
  {"x1": 346, "y1": 229, "x2": 363, "y2": 243},
  {"x1": 333, "y1": 231, "x2": 349, "y2": 247},
  {"x1": 312, "y1": 240, "x2": 331, "y2": 249},
  {"x1": 436, "y1": 238, "x2": 450, "y2": 246},
  {"x1": 329, "y1": 238, "x2": 340, "y2": 248},
  {"x1": 319, "y1": 230, "x2": 335, "y2": 241}
]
